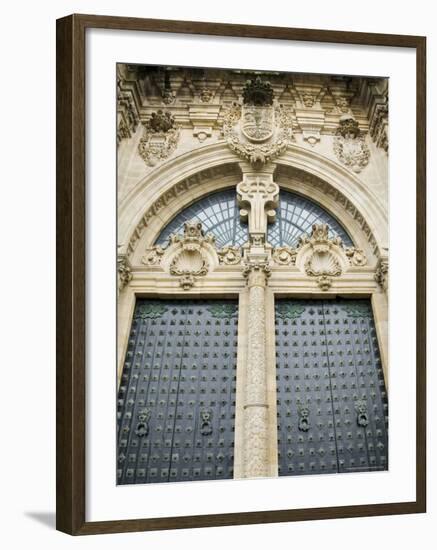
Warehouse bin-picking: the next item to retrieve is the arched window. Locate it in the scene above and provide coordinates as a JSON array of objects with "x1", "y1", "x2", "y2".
[
  {"x1": 267, "y1": 190, "x2": 353, "y2": 247},
  {"x1": 155, "y1": 189, "x2": 247, "y2": 248},
  {"x1": 155, "y1": 188, "x2": 353, "y2": 248}
]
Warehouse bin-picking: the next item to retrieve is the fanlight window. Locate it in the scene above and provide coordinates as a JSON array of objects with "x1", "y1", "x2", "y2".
[
  {"x1": 267, "y1": 190, "x2": 353, "y2": 247},
  {"x1": 155, "y1": 189, "x2": 247, "y2": 248},
  {"x1": 155, "y1": 188, "x2": 353, "y2": 248}
]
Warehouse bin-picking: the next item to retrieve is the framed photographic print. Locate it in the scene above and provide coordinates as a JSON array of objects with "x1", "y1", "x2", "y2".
[{"x1": 56, "y1": 14, "x2": 426, "y2": 535}]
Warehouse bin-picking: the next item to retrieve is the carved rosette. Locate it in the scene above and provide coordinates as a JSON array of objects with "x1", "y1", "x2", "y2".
[
  {"x1": 242, "y1": 262, "x2": 271, "y2": 478},
  {"x1": 168, "y1": 220, "x2": 213, "y2": 290},
  {"x1": 345, "y1": 246, "x2": 368, "y2": 266},
  {"x1": 217, "y1": 246, "x2": 242, "y2": 265},
  {"x1": 138, "y1": 110, "x2": 180, "y2": 167},
  {"x1": 141, "y1": 245, "x2": 165, "y2": 266},
  {"x1": 272, "y1": 246, "x2": 297, "y2": 266},
  {"x1": 375, "y1": 256, "x2": 388, "y2": 292},
  {"x1": 333, "y1": 115, "x2": 370, "y2": 173}
]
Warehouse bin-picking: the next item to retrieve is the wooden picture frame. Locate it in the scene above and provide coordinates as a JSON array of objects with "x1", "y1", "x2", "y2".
[{"x1": 56, "y1": 13, "x2": 426, "y2": 535}]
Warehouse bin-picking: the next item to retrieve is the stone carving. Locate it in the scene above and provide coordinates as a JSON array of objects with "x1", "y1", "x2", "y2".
[
  {"x1": 242, "y1": 77, "x2": 274, "y2": 106},
  {"x1": 300, "y1": 224, "x2": 343, "y2": 291},
  {"x1": 333, "y1": 115, "x2": 370, "y2": 173},
  {"x1": 345, "y1": 246, "x2": 367, "y2": 266},
  {"x1": 237, "y1": 176, "x2": 279, "y2": 242},
  {"x1": 138, "y1": 110, "x2": 180, "y2": 167},
  {"x1": 242, "y1": 258, "x2": 270, "y2": 478},
  {"x1": 168, "y1": 220, "x2": 213, "y2": 290},
  {"x1": 335, "y1": 96, "x2": 351, "y2": 114},
  {"x1": 199, "y1": 88, "x2": 214, "y2": 103},
  {"x1": 162, "y1": 89, "x2": 176, "y2": 105},
  {"x1": 141, "y1": 245, "x2": 165, "y2": 266},
  {"x1": 369, "y1": 102, "x2": 388, "y2": 152},
  {"x1": 126, "y1": 164, "x2": 240, "y2": 258},
  {"x1": 118, "y1": 255, "x2": 132, "y2": 292},
  {"x1": 272, "y1": 246, "x2": 297, "y2": 265},
  {"x1": 217, "y1": 245, "x2": 242, "y2": 265},
  {"x1": 117, "y1": 78, "x2": 140, "y2": 144},
  {"x1": 302, "y1": 93, "x2": 315, "y2": 108},
  {"x1": 222, "y1": 99, "x2": 293, "y2": 164},
  {"x1": 375, "y1": 256, "x2": 388, "y2": 291}
]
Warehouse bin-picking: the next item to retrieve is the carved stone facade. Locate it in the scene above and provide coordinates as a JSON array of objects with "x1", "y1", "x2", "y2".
[{"x1": 117, "y1": 65, "x2": 389, "y2": 482}]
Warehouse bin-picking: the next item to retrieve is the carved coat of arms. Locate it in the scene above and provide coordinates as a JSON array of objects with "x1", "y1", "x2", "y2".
[
  {"x1": 222, "y1": 77, "x2": 293, "y2": 164},
  {"x1": 333, "y1": 115, "x2": 370, "y2": 173}
]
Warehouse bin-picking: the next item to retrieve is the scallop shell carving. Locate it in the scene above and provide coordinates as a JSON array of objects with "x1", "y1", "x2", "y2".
[
  {"x1": 169, "y1": 249, "x2": 209, "y2": 276},
  {"x1": 305, "y1": 251, "x2": 341, "y2": 277}
]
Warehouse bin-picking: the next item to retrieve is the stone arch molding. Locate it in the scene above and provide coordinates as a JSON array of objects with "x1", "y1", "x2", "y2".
[{"x1": 119, "y1": 141, "x2": 387, "y2": 265}]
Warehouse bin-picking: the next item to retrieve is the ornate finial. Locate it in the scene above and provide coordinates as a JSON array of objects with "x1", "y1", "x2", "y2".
[{"x1": 242, "y1": 77, "x2": 274, "y2": 106}]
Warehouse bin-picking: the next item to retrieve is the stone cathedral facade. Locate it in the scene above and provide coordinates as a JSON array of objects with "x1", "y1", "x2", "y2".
[{"x1": 116, "y1": 65, "x2": 389, "y2": 485}]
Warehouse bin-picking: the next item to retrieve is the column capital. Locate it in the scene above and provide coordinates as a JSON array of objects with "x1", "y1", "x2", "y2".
[{"x1": 243, "y1": 261, "x2": 271, "y2": 288}]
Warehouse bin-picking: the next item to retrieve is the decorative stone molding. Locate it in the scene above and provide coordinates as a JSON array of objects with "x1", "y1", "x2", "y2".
[
  {"x1": 125, "y1": 162, "x2": 239, "y2": 258},
  {"x1": 333, "y1": 115, "x2": 370, "y2": 173},
  {"x1": 375, "y1": 256, "x2": 388, "y2": 291},
  {"x1": 345, "y1": 246, "x2": 368, "y2": 266},
  {"x1": 222, "y1": 85, "x2": 293, "y2": 164},
  {"x1": 294, "y1": 109, "x2": 325, "y2": 146},
  {"x1": 275, "y1": 163, "x2": 382, "y2": 257},
  {"x1": 138, "y1": 110, "x2": 180, "y2": 167},
  {"x1": 237, "y1": 172, "x2": 279, "y2": 243},
  {"x1": 272, "y1": 246, "x2": 297, "y2": 266},
  {"x1": 217, "y1": 245, "x2": 242, "y2": 265},
  {"x1": 298, "y1": 224, "x2": 344, "y2": 291},
  {"x1": 117, "y1": 75, "x2": 140, "y2": 145},
  {"x1": 168, "y1": 220, "x2": 213, "y2": 290},
  {"x1": 369, "y1": 102, "x2": 388, "y2": 152},
  {"x1": 118, "y1": 254, "x2": 132, "y2": 292},
  {"x1": 141, "y1": 245, "x2": 165, "y2": 266}
]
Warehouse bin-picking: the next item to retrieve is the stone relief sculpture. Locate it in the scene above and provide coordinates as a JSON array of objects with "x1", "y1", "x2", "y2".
[
  {"x1": 298, "y1": 223, "x2": 344, "y2": 291},
  {"x1": 168, "y1": 220, "x2": 213, "y2": 290},
  {"x1": 138, "y1": 109, "x2": 180, "y2": 167},
  {"x1": 222, "y1": 77, "x2": 293, "y2": 165},
  {"x1": 333, "y1": 115, "x2": 370, "y2": 173},
  {"x1": 217, "y1": 245, "x2": 242, "y2": 265}
]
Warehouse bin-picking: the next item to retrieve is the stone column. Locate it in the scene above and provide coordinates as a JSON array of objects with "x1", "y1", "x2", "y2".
[
  {"x1": 236, "y1": 163, "x2": 279, "y2": 478},
  {"x1": 242, "y1": 263, "x2": 271, "y2": 477}
]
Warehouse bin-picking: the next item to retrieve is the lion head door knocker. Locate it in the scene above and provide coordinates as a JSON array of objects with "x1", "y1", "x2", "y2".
[
  {"x1": 135, "y1": 408, "x2": 151, "y2": 437},
  {"x1": 298, "y1": 406, "x2": 310, "y2": 432},
  {"x1": 200, "y1": 409, "x2": 213, "y2": 436},
  {"x1": 355, "y1": 400, "x2": 369, "y2": 427}
]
